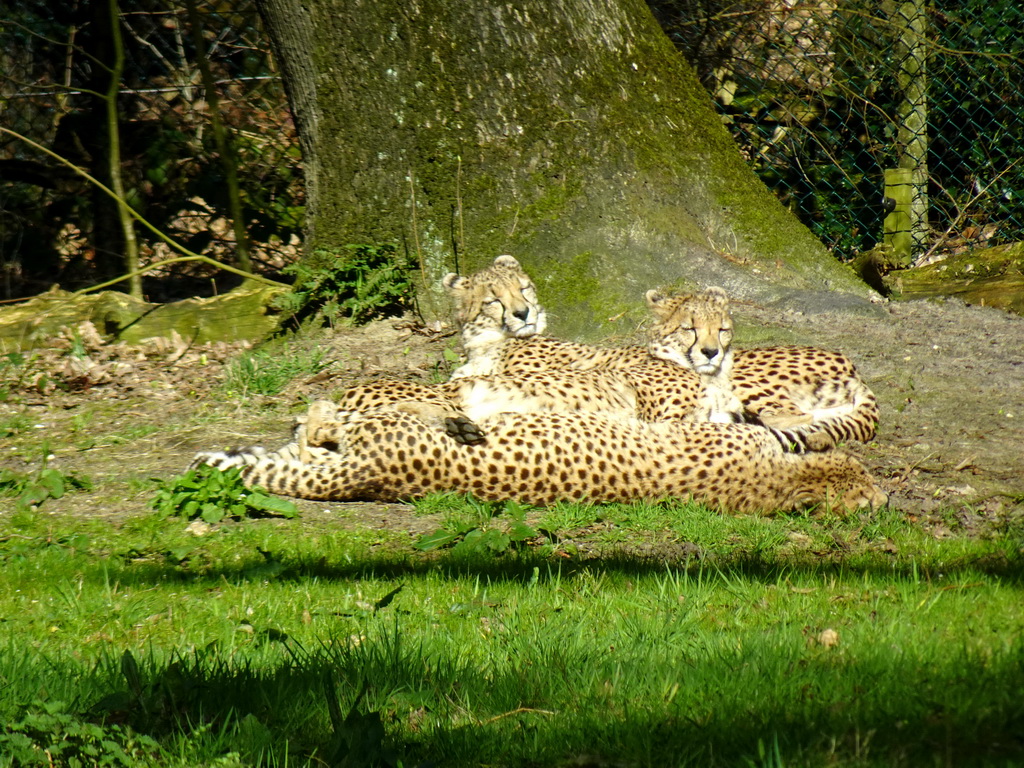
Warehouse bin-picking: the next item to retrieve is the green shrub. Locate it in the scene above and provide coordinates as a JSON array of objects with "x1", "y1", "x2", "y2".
[
  {"x1": 0, "y1": 699, "x2": 160, "y2": 768},
  {"x1": 274, "y1": 243, "x2": 416, "y2": 327},
  {"x1": 414, "y1": 495, "x2": 538, "y2": 554},
  {"x1": 0, "y1": 464, "x2": 92, "y2": 523},
  {"x1": 150, "y1": 465, "x2": 297, "y2": 523}
]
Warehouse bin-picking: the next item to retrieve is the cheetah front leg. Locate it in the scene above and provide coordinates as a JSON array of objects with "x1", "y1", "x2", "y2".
[{"x1": 686, "y1": 371, "x2": 746, "y2": 425}]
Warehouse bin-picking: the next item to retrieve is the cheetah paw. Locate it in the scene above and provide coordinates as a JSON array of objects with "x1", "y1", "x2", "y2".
[
  {"x1": 839, "y1": 483, "x2": 888, "y2": 512},
  {"x1": 758, "y1": 407, "x2": 814, "y2": 428},
  {"x1": 445, "y1": 415, "x2": 487, "y2": 445}
]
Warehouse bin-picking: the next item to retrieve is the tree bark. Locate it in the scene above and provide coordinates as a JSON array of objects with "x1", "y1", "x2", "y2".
[{"x1": 258, "y1": 0, "x2": 876, "y2": 337}]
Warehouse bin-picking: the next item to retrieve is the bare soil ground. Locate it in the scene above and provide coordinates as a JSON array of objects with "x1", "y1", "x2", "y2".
[
  {"x1": 739, "y1": 297, "x2": 1024, "y2": 528},
  {"x1": 3, "y1": 296, "x2": 1023, "y2": 540}
]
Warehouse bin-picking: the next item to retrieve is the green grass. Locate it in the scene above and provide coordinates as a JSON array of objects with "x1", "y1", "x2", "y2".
[
  {"x1": 0, "y1": 411, "x2": 34, "y2": 438},
  {"x1": 0, "y1": 500, "x2": 1022, "y2": 767},
  {"x1": 222, "y1": 347, "x2": 329, "y2": 398}
]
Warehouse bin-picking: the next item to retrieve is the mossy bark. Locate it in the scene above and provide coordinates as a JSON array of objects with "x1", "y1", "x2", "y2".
[
  {"x1": 0, "y1": 285, "x2": 286, "y2": 352},
  {"x1": 258, "y1": 0, "x2": 875, "y2": 339}
]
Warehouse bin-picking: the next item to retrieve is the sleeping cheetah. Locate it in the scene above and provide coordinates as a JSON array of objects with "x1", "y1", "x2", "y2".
[
  {"x1": 444, "y1": 255, "x2": 637, "y2": 378},
  {"x1": 191, "y1": 405, "x2": 887, "y2": 514},
  {"x1": 442, "y1": 254, "x2": 548, "y2": 379},
  {"x1": 444, "y1": 258, "x2": 878, "y2": 448}
]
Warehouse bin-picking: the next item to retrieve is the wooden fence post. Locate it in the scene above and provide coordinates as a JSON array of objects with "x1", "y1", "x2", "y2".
[
  {"x1": 884, "y1": 167, "x2": 914, "y2": 267},
  {"x1": 894, "y1": 0, "x2": 929, "y2": 258}
]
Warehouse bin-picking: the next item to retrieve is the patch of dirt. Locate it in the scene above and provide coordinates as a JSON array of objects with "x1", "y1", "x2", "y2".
[
  {"x1": 0, "y1": 319, "x2": 457, "y2": 527},
  {"x1": 735, "y1": 297, "x2": 1024, "y2": 520},
  {"x1": 2, "y1": 297, "x2": 1023, "y2": 538}
]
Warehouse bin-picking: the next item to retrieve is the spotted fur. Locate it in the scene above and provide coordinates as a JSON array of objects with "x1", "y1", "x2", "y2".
[
  {"x1": 643, "y1": 289, "x2": 879, "y2": 450},
  {"x1": 318, "y1": 289, "x2": 755, "y2": 442},
  {"x1": 442, "y1": 255, "x2": 547, "y2": 379},
  {"x1": 324, "y1": 370, "x2": 642, "y2": 448},
  {"x1": 192, "y1": 406, "x2": 887, "y2": 514},
  {"x1": 323, "y1": 289, "x2": 848, "y2": 452}
]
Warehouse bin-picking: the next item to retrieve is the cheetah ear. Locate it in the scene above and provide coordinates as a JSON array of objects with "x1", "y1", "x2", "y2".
[
  {"x1": 645, "y1": 289, "x2": 671, "y2": 318},
  {"x1": 493, "y1": 254, "x2": 522, "y2": 270},
  {"x1": 705, "y1": 286, "x2": 730, "y2": 307},
  {"x1": 442, "y1": 273, "x2": 467, "y2": 293}
]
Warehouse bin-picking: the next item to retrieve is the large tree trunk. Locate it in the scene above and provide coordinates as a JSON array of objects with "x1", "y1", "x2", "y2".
[{"x1": 258, "y1": 0, "x2": 875, "y2": 337}]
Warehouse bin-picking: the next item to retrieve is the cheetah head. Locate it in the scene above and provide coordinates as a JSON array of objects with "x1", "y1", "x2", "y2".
[
  {"x1": 645, "y1": 286, "x2": 734, "y2": 375},
  {"x1": 443, "y1": 255, "x2": 547, "y2": 343}
]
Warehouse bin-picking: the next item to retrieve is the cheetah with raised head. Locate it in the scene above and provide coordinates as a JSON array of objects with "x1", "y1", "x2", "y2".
[
  {"x1": 441, "y1": 254, "x2": 548, "y2": 379},
  {"x1": 642, "y1": 288, "x2": 880, "y2": 450},
  {"x1": 443, "y1": 255, "x2": 640, "y2": 379},
  {"x1": 191, "y1": 405, "x2": 887, "y2": 514}
]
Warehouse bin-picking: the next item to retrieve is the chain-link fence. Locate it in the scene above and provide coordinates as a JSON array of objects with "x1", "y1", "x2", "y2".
[
  {"x1": 0, "y1": 0, "x2": 301, "y2": 301},
  {"x1": 656, "y1": 0, "x2": 1024, "y2": 266},
  {"x1": 4, "y1": 1, "x2": 1022, "y2": 300}
]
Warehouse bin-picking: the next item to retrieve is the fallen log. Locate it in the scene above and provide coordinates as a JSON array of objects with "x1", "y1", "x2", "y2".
[
  {"x1": 0, "y1": 283, "x2": 287, "y2": 352},
  {"x1": 878, "y1": 242, "x2": 1024, "y2": 316}
]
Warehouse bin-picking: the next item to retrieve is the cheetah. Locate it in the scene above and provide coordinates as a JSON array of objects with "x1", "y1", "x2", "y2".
[
  {"x1": 315, "y1": 287, "x2": 791, "y2": 452},
  {"x1": 443, "y1": 255, "x2": 639, "y2": 378},
  {"x1": 444, "y1": 259, "x2": 878, "y2": 449},
  {"x1": 643, "y1": 288, "x2": 880, "y2": 449},
  {"x1": 441, "y1": 254, "x2": 548, "y2": 379},
  {"x1": 311, "y1": 352, "x2": 738, "y2": 455},
  {"x1": 191, "y1": 405, "x2": 887, "y2": 514}
]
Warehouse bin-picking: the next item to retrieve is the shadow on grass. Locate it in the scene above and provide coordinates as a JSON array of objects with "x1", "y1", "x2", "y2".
[
  {"x1": 12, "y1": 625, "x2": 1022, "y2": 767},
  {"x1": 5, "y1": 514, "x2": 1023, "y2": 766},
  {"x1": 98, "y1": 541, "x2": 1024, "y2": 592}
]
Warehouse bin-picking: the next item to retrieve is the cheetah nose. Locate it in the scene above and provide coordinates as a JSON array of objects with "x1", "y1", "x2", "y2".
[
  {"x1": 512, "y1": 308, "x2": 530, "y2": 322},
  {"x1": 701, "y1": 347, "x2": 719, "y2": 360}
]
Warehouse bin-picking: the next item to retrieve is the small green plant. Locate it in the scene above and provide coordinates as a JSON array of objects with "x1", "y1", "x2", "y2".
[
  {"x1": 743, "y1": 734, "x2": 787, "y2": 768},
  {"x1": 0, "y1": 463, "x2": 92, "y2": 521},
  {"x1": 273, "y1": 243, "x2": 415, "y2": 327},
  {"x1": 414, "y1": 496, "x2": 538, "y2": 554},
  {"x1": 150, "y1": 465, "x2": 297, "y2": 523},
  {"x1": 67, "y1": 330, "x2": 89, "y2": 360},
  {"x1": 537, "y1": 500, "x2": 603, "y2": 533},
  {"x1": 0, "y1": 412, "x2": 33, "y2": 438},
  {"x1": 0, "y1": 699, "x2": 160, "y2": 767},
  {"x1": 0, "y1": 351, "x2": 26, "y2": 373},
  {"x1": 429, "y1": 346, "x2": 462, "y2": 383},
  {"x1": 223, "y1": 346, "x2": 328, "y2": 397},
  {"x1": 0, "y1": 352, "x2": 32, "y2": 401}
]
